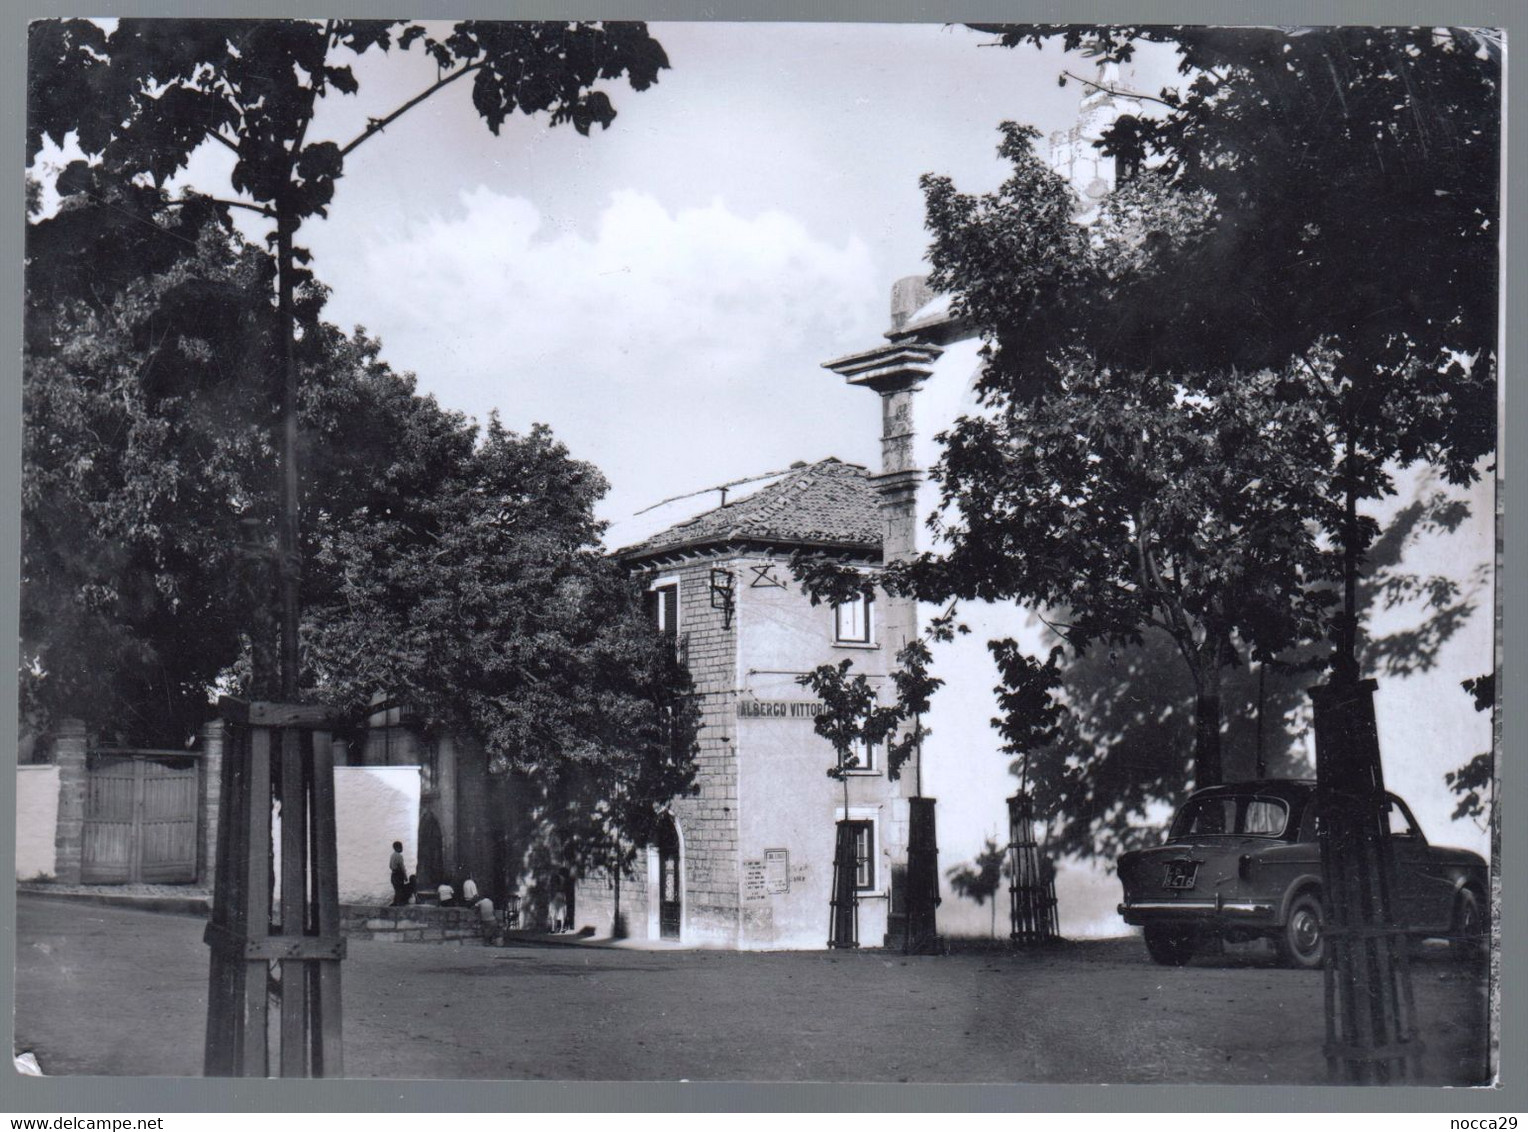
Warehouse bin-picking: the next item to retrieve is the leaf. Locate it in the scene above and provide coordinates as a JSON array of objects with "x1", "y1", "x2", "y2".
[{"x1": 324, "y1": 65, "x2": 359, "y2": 96}]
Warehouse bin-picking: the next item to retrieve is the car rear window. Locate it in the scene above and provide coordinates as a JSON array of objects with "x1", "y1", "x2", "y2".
[{"x1": 1171, "y1": 795, "x2": 1290, "y2": 838}]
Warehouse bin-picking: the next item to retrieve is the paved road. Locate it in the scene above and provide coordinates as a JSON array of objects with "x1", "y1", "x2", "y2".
[{"x1": 14, "y1": 895, "x2": 1491, "y2": 1084}]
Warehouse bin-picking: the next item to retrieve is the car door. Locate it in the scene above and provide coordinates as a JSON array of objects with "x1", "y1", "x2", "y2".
[{"x1": 1386, "y1": 794, "x2": 1452, "y2": 932}]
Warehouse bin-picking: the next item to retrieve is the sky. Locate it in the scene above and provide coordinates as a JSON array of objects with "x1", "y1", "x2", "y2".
[{"x1": 111, "y1": 22, "x2": 1178, "y2": 526}]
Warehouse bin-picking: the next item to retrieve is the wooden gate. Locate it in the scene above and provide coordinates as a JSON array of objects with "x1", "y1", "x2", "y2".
[{"x1": 82, "y1": 751, "x2": 199, "y2": 884}]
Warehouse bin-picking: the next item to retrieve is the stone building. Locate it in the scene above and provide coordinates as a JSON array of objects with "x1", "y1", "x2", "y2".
[{"x1": 575, "y1": 458, "x2": 917, "y2": 949}]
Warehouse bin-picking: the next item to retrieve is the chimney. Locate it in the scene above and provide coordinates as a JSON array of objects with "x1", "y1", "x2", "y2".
[{"x1": 889, "y1": 275, "x2": 935, "y2": 331}]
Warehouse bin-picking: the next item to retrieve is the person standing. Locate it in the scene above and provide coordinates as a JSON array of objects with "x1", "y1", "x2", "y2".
[{"x1": 389, "y1": 841, "x2": 409, "y2": 906}]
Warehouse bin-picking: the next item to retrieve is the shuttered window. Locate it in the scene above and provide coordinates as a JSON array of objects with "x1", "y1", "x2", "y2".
[{"x1": 649, "y1": 583, "x2": 679, "y2": 638}]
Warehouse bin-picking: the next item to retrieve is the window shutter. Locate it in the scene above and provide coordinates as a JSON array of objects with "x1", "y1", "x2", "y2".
[{"x1": 662, "y1": 585, "x2": 678, "y2": 636}]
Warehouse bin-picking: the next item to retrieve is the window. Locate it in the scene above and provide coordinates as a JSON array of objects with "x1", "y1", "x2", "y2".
[
  {"x1": 1243, "y1": 799, "x2": 1286, "y2": 836},
  {"x1": 833, "y1": 592, "x2": 873, "y2": 644},
  {"x1": 839, "y1": 737, "x2": 877, "y2": 775},
  {"x1": 1385, "y1": 795, "x2": 1421, "y2": 840},
  {"x1": 648, "y1": 581, "x2": 679, "y2": 637},
  {"x1": 1171, "y1": 794, "x2": 1290, "y2": 839},
  {"x1": 847, "y1": 820, "x2": 875, "y2": 890}
]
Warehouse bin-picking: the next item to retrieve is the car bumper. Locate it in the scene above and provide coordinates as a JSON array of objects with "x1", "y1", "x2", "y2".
[{"x1": 1118, "y1": 899, "x2": 1278, "y2": 927}]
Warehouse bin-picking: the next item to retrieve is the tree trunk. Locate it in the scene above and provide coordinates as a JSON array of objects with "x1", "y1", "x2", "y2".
[
  {"x1": 243, "y1": 518, "x2": 278, "y2": 700},
  {"x1": 486, "y1": 771, "x2": 521, "y2": 904},
  {"x1": 1193, "y1": 688, "x2": 1224, "y2": 789},
  {"x1": 275, "y1": 205, "x2": 302, "y2": 702}
]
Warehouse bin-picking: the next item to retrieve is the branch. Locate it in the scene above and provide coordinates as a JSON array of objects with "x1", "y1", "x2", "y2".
[
  {"x1": 204, "y1": 197, "x2": 277, "y2": 219},
  {"x1": 1035, "y1": 611, "x2": 1081, "y2": 645},
  {"x1": 207, "y1": 130, "x2": 240, "y2": 155},
  {"x1": 1135, "y1": 525, "x2": 1199, "y2": 675},
  {"x1": 1060, "y1": 70, "x2": 1176, "y2": 108},
  {"x1": 338, "y1": 60, "x2": 485, "y2": 159}
]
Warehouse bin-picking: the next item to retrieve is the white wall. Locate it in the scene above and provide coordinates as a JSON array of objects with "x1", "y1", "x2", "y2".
[
  {"x1": 15, "y1": 766, "x2": 61, "y2": 881},
  {"x1": 335, "y1": 766, "x2": 421, "y2": 905}
]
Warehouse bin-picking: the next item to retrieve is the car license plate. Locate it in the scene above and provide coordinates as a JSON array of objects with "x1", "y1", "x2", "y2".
[{"x1": 1162, "y1": 860, "x2": 1199, "y2": 890}]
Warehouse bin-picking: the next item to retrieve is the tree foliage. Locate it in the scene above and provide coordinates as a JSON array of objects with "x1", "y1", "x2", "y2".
[
  {"x1": 948, "y1": 836, "x2": 1007, "y2": 937},
  {"x1": 974, "y1": 24, "x2": 1499, "y2": 443},
  {"x1": 29, "y1": 17, "x2": 671, "y2": 696},
  {"x1": 918, "y1": 134, "x2": 1341, "y2": 786},
  {"x1": 1446, "y1": 673, "x2": 1495, "y2": 823},
  {"x1": 1026, "y1": 487, "x2": 1479, "y2": 862},
  {"x1": 989, "y1": 642, "x2": 1068, "y2": 784},
  {"x1": 304, "y1": 413, "x2": 698, "y2": 816},
  {"x1": 797, "y1": 656, "x2": 905, "y2": 782},
  {"x1": 23, "y1": 188, "x2": 279, "y2": 743},
  {"x1": 900, "y1": 26, "x2": 1498, "y2": 801},
  {"x1": 29, "y1": 19, "x2": 669, "y2": 216}
]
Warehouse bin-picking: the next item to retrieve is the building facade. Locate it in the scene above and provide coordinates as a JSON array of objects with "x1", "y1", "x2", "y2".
[{"x1": 575, "y1": 458, "x2": 919, "y2": 949}]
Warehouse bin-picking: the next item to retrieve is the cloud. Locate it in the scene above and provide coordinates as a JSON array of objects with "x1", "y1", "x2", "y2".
[
  {"x1": 312, "y1": 186, "x2": 884, "y2": 515},
  {"x1": 326, "y1": 186, "x2": 878, "y2": 397}
]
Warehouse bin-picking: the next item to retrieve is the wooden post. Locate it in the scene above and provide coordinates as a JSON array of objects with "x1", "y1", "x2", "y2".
[
  {"x1": 904, "y1": 797, "x2": 941, "y2": 955},
  {"x1": 1310, "y1": 677, "x2": 1421, "y2": 1083},
  {"x1": 1008, "y1": 791, "x2": 1060, "y2": 946},
  {"x1": 827, "y1": 820, "x2": 859, "y2": 949},
  {"x1": 204, "y1": 698, "x2": 345, "y2": 1078}
]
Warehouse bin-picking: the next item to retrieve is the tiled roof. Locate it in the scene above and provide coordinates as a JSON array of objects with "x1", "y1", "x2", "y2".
[{"x1": 618, "y1": 458, "x2": 882, "y2": 561}]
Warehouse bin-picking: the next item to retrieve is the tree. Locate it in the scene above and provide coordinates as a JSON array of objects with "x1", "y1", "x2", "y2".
[
  {"x1": 303, "y1": 413, "x2": 699, "y2": 891},
  {"x1": 917, "y1": 140, "x2": 1339, "y2": 788},
  {"x1": 947, "y1": 837, "x2": 1006, "y2": 938},
  {"x1": 22, "y1": 185, "x2": 279, "y2": 744},
  {"x1": 1014, "y1": 486, "x2": 1478, "y2": 863},
  {"x1": 957, "y1": 26, "x2": 1498, "y2": 1081},
  {"x1": 909, "y1": 25, "x2": 1497, "y2": 794},
  {"x1": 970, "y1": 25, "x2": 1498, "y2": 674},
  {"x1": 23, "y1": 181, "x2": 698, "y2": 880},
  {"x1": 29, "y1": 18, "x2": 671, "y2": 699}
]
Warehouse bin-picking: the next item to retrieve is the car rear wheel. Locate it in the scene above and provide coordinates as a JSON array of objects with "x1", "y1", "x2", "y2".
[
  {"x1": 1278, "y1": 892, "x2": 1325, "y2": 970},
  {"x1": 1451, "y1": 888, "x2": 1487, "y2": 962},
  {"x1": 1143, "y1": 924, "x2": 1198, "y2": 966}
]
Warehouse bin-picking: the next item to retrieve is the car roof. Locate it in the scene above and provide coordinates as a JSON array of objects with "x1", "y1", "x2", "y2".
[{"x1": 1183, "y1": 779, "x2": 1317, "y2": 802}]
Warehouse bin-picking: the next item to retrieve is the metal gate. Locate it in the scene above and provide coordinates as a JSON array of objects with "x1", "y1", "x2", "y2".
[{"x1": 82, "y1": 751, "x2": 200, "y2": 884}]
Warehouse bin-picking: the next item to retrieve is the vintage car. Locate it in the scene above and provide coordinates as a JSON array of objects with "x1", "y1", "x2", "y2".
[{"x1": 1116, "y1": 779, "x2": 1488, "y2": 968}]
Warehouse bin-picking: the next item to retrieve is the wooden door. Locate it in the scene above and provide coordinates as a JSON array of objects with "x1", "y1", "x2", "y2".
[
  {"x1": 82, "y1": 756, "x2": 137, "y2": 883},
  {"x1": 138, "y1": 758, "x2": 198, "y2": 882},
  {"x1": 82, "y1": 755, "x2": 199, "y2": 884},
  {"x1": 657, "y1": 816, "x2": 681, "y2": 940}
]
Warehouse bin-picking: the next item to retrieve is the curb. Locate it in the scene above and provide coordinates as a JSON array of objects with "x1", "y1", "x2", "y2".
[
  {"x1": 18, "y1": 887, "x2": 210, "y2": 918},
  {"x1": 491, "y1": 931, "x2": 611, "y2": 950}
]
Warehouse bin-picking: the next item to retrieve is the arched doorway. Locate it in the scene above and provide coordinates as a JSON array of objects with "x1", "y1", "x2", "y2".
[
  {"x1": 417, "y1": 809, "x2": 443, "y2": 890},
  {"x1": 656, "y1": 815, "x2": 681, "y2": 940}
]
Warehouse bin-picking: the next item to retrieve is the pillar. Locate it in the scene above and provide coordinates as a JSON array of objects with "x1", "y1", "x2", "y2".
[
  {"x1": 200, "y1": 720, "x2": 225, "y2": 888},
  {"x1": 51, "y1": 718, "x2": 89, "y2": 885}
]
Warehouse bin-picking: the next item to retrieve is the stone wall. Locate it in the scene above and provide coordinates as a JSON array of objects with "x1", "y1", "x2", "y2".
[
  {"x1": 576, "y1": 862, "x2": 650, "y2": 939},
  {"x1": 664, "y1": 556, "x2": 741, "y2": 945},
  {"x1": 339, "y1": 903, "x2": 485, "y2": 944},
  {"x1": 733, "y1": 552, "x2": 897, "y2": 949},
  {"x1": 15, "y1": 765, "x2": 61, "y2": 880}
]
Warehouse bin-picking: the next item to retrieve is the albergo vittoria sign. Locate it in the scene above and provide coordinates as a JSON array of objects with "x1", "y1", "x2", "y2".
[{"x1": 737, "y1": 700, "x2": 826, "y2": 719}]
